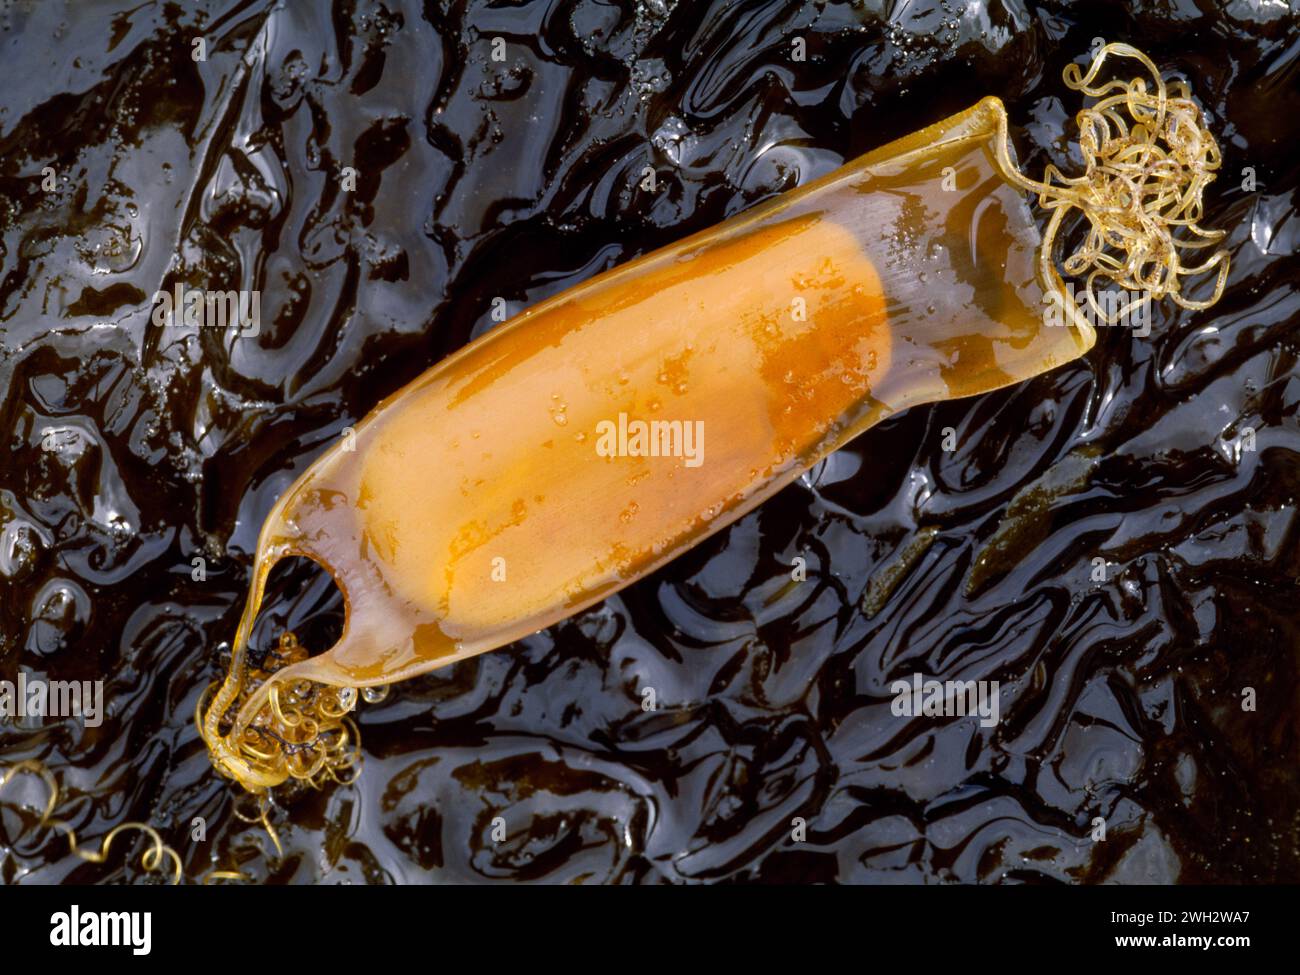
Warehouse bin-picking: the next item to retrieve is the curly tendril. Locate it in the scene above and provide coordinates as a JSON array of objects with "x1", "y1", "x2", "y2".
[
  {"x1": 0, "y1": 760, "x2": 183, "y2": 884},
  {"x1": 993, "y1": 42, "x2": 1230, "y2": 323},
  {"x1": 198, "y1": 631, "x2": 377, "y2": 794}
]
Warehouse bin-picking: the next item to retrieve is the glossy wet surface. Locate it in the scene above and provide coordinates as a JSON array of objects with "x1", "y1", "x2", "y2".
[{"x1": 1, "y1": 0, "x2": 1297, "y2": 882}]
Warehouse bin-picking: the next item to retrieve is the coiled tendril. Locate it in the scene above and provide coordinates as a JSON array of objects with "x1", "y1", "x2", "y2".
[
  {"x1": 995, "y1": 42, "x2": 1230, "y2": 323},
  {"x1": 197, "y1": 632, "x2": 378, "y2": 794},
  {"x1": 0, "y1": 760, "x2": 183, "y2": 883}
]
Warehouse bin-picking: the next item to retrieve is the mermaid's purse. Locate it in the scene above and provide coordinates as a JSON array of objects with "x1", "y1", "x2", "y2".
[{"x1": 201, "y1": 44, "x2": 1228, "y2": 792}]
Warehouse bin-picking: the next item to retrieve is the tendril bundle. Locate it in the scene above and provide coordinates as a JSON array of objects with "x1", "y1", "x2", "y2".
[
  {"x1": 198, "y1": 632, "x2": 374, "y2": 793},
  {"x1": 996, "y1": 42, "x2": 1230, "y2": 322}
]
